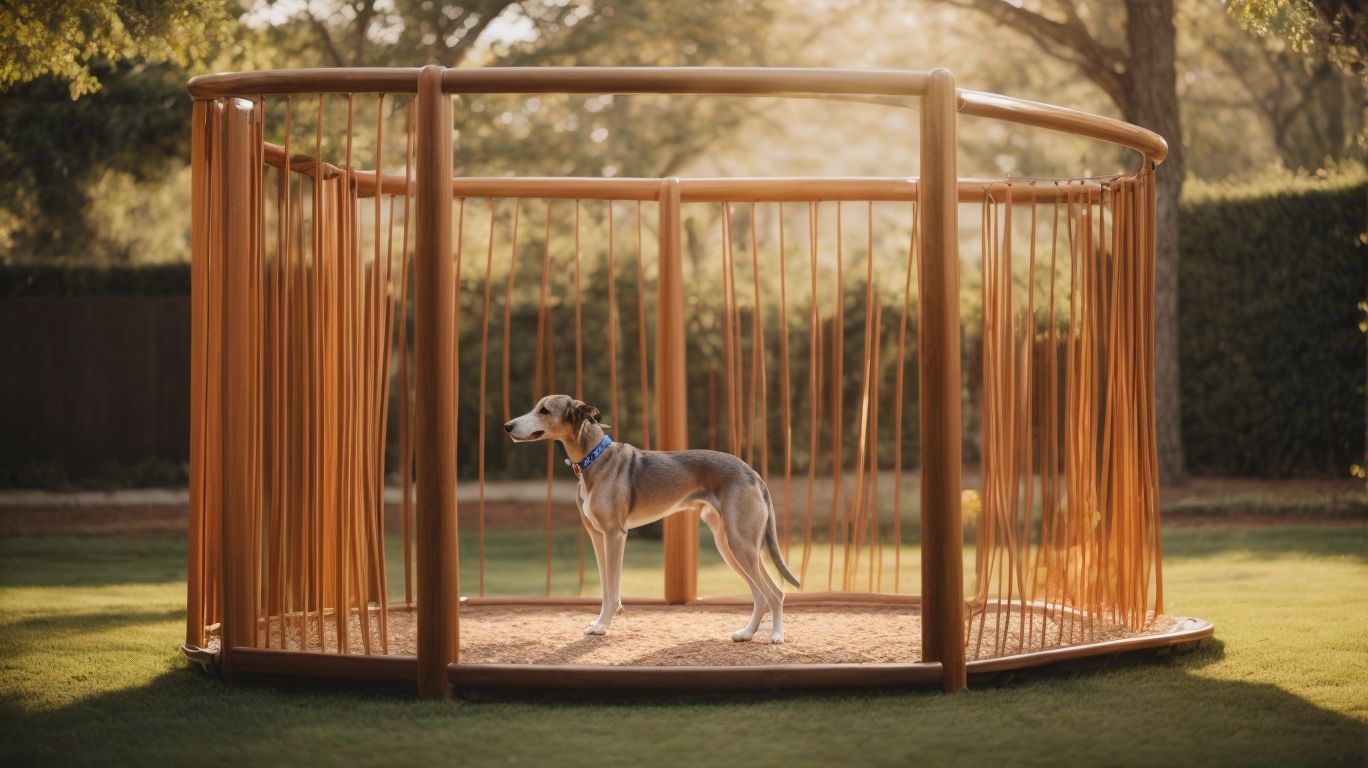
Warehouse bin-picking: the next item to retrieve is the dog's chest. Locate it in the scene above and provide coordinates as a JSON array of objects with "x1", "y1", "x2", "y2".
[{"x1": 576, "y1": 479, "x2": 592, "y2": 519}]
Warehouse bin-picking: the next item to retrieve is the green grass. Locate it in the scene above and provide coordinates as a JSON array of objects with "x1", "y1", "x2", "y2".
[
  {"x1": 433, "y1": 529, "x2": 946, "y2": 599},
  {"x1": 2, "y1": 525, "x2": 1366, "y2": 767}
]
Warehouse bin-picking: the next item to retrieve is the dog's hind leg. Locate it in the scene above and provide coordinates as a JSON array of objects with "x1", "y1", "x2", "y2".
[
  {"x1": 725, "y1": 496, "x2": 788, "y2": 644},
  {"x1": 702, "y1": 505, "x2": 768, "y2": 641}
]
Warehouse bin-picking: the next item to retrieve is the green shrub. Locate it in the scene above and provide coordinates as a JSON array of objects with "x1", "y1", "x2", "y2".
[{"x1": 1179, "y1": 167, "x2": 1367, "y2": 477}]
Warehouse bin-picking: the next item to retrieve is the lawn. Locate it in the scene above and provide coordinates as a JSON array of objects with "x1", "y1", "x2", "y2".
[{"x1": 1, "y1": 524, "x2": 1365, "y2": 767}]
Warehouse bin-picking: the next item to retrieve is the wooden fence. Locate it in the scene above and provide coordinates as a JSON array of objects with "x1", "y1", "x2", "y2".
[{"x1": 0, "y1": 296, "x2": 190, "y2": 480}]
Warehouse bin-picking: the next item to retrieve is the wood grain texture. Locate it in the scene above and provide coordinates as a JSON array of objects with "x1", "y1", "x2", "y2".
[
  {"x1": 657, "y1": 178, "x2": 696, "y2": 604},
  {"x1": 412, "y1": 65, "x2": 459, "y2": 699},
  {"x1": 917, "y1": 69, "x2": 966, "y2": 693}
]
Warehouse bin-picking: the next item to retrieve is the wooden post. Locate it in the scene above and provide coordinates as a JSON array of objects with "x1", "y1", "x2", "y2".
[
  {"x1": 657, "y1": 178, "x2": 696, "y2": 603},
  {"x1": 187, "y1": 99, "x2": 209, "y2": 650},
  {"x1": 414, "y1": 64, "x2": 460, "y2": 699},
  {"x1": 918, "y1": 69, "x2": 966, "y2": 692},
  {"x1": 219, "y1": 97, "x2": 260, "y2": 675}
]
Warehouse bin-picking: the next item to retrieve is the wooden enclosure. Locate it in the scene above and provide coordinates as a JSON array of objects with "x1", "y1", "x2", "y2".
[{"x1": 182, "y1": 66, "x2": 1211, "y2": 698}]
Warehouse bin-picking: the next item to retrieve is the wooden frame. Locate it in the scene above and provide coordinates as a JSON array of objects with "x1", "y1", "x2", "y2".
[{"x1": 184, "y1": 66, "x2": 1189, "y2": 700}]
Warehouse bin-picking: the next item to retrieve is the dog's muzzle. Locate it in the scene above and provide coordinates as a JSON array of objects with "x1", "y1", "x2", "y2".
[{"x1": 504, "y1": 420, "x2": 544, "y2": 441}]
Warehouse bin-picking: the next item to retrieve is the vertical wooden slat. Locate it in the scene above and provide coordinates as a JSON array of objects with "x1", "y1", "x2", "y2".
[
  {"x1": 187, "y1": 98, "x2": 210, "y2": 648},
  {"x1": 749, "y1": 204, "x2": 768, "y2": 483},
  {"x1": 918, "y1": 69, "x2": 965, "y2": 693},
  {"x1": 219, "y1": 97, "x2": 262, "y2": 674},
  {"x1": 477, "y1": 199, "x2": 496, "y2": 598},
  {"x1": 775, "y1": 203, "x2": 793, "y2": 558},
  {"x1": 634, "y1": 201, "x2": 652, "y2": 450},
  {"x1": 399, "y1": 98, "x2": 416, "y2": 607},
  {"x1": 892, "y1": 198, "x2": 917, "y2": 593},
  {"x1": 537, "y1": 202, "x2": 555, "y2": 595},
  {"x1": 413, "y1": 64, "x2": 458, "y2": 699},
  {"x1": 573, "y1": 200, "x2": 587, "y2": 595},
  {"x1": 658, "y1": 178, "x2": 694, "y2": 604},
  {"x1": 721, "y1": 205, "x2": 738, "y2": 455},
  {"x1": 828, "y1": 203, "x2": 845, "y2": 591},
  {"x1": 500, "y1": 200, "x2": 521, "y2": 425},
  {"x1": 799, "y1": 202, "x2": 821, "y2": 586}
]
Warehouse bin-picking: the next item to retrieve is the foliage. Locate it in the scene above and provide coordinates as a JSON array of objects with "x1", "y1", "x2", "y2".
[
  {"x1": 0, "y1": 0, "x2": 234, "y2": 98},
  {"x1": 0, "y1": 61, "x2": 196, "y2": 262},
  {"x1": 1185, "y1": 1, "x2": 1365, "y2": 175},
  {"x1": 1179, "y1": 166, "x2": 1368, "y2": 477},
  {"x1": 1226, "y1": 0, "x2": 1366, "y2": 77},
  {"x1": 1, "y1": 0, "x2": 788, "y2": 263},
  {"x1": 1227, "y1": 0, "x2": 1325, "y2": 54}
]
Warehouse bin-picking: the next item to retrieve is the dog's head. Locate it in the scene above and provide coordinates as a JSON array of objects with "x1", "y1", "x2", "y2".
[{"x1": 504, "y1": 394, "x2": 601, "y2": 444}]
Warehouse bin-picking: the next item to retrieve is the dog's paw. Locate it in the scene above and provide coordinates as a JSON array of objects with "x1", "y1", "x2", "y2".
[
  {"x1": 584, "y1": 623, "x2": 608, "y2": 636},
  {"x1": 731, "y1": 629, "x2": 755, "y2": 642},
  {"x1": 770, "y1": 634, "x2": 785, "y2": 645}
]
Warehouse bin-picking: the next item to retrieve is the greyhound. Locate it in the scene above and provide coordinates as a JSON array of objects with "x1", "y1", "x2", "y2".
[{"x1": 504, "y1": 394, "x2": 800, "y2": 643}]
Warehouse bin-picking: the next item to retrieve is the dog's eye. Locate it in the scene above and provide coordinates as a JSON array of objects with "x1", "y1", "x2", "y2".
[{"x1": 539, "y1": 407, "x2": 550, "y2": 415}]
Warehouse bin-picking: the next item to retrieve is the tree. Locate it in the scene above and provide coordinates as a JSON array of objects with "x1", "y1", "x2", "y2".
[
  {"x1": 1227, "y1": 0, "x2": 1367, "y2": 77},
  {"x1": 1218, "y1": 0, "x2": 1367, "y2": 169},
  {"x1": 252, "y1": 0, "x2": 782, "y2": 177},
  {"x1": 0, "y1": 60, "x2": 197, "y2": 261},
  {"x1": 928, "y1": 0, "x2": 1188, "y2": 483},
  {"x1": 0, "y1": 0, "x2": 233, "y2": 98},
  {"x1": 1201, "y1": 24, "x2": 1364, "y2": 170},
  {"x1": 1, "y1": 1, "x2": 788, "y2": 262},
  {"x1": 0, "y1": 1, "x2": 236, "y2": 261}
]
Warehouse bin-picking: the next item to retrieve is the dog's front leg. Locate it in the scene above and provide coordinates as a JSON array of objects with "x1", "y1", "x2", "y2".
[
  {"x1": 586, "y1": 527, "x2": 627, "y2": 635},
  {"x1": 584, "y1": 527, "x2": 612, "y2": 635}
]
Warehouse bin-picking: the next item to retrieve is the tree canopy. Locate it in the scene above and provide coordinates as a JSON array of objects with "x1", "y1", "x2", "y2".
[
  {"x1": 1, "y1": 0, "x2": 1364, "y2": 264},
  {"x1": 0, "y1": 0, "x2": 233, "y2": 98}
]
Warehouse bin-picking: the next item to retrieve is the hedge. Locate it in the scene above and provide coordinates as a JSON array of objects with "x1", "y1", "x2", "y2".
[{"x1": 1179, "y1": 170, "x2": 1367, "y2": 477}]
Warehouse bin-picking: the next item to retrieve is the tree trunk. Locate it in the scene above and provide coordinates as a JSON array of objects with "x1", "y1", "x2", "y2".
[{"x1": 1124, "y1": 0, "x2": 1186, "y2": 484}]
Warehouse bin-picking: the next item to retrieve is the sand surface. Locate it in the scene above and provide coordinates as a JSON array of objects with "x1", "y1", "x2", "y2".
[{"x1": 247, "y1": 603, "x2": 1174, "y2": 665}]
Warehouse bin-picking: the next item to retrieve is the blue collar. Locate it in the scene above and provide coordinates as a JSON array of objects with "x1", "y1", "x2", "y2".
[{"x1": 578, "y1": 435, "x2": 613, "y2": 471}]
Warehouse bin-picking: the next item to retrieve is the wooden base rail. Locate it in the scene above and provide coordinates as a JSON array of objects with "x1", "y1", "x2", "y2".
[
  {"x1": 184, "y1": 617, "x2": 1212, "y2": 691},
  {"x1": 447, "y1": 662, "x2": 945, "y2": 692}
]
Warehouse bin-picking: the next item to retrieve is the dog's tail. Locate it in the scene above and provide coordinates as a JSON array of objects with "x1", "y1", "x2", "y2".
[{"x1": 760, "y1": 481, "x2": 801, "y2": 587}]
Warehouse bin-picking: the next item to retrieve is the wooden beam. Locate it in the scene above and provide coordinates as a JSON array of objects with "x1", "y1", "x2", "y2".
[
  {"x1": 657, "y1": 178, "x2": 696, "y2": 604},
  {"x1": 413, "y1": 64, "x2": 460, "y2": 700},
  {"x1": 449, "y1": 662, "x2": 944, "y2": 692},
  {"x1": 918, "y1": 69, "x2": 967, "y2": 693},
  {"x1": 218, "y1": 97, "x2": 260, "y2": 676}
]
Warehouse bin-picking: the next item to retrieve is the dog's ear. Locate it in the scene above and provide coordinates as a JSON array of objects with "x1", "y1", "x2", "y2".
[{"x1": 570, "y1": 400, "x2": 600, "y2": 427}]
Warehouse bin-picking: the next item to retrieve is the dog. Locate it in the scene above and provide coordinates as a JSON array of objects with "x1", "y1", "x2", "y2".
[{"x1": 504, "y1": 394, "x2": 800, "y2": 643}]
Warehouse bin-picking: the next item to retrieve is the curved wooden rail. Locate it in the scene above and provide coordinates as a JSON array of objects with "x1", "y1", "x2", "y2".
[
  {"x1": 957, "y1": 88, "x2": 1168, "y2": 165},
  {"x1": 188, "y1": 66, "x2": 1166, "y2": 164}
]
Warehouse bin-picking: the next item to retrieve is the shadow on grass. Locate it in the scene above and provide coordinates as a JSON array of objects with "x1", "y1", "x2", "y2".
[
  {"x1": 0, "y1": 535, "x2": 187, "y2": 588},
  {"x1": 1, "y1": 607, "x2": 183, "y2": 638},
  {"x1": 4, "y1": 527, "x2": 1365, "y2": 766},
  {"x1": 4, "y1": 634, "x2": 1365, "y2": 767}
]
